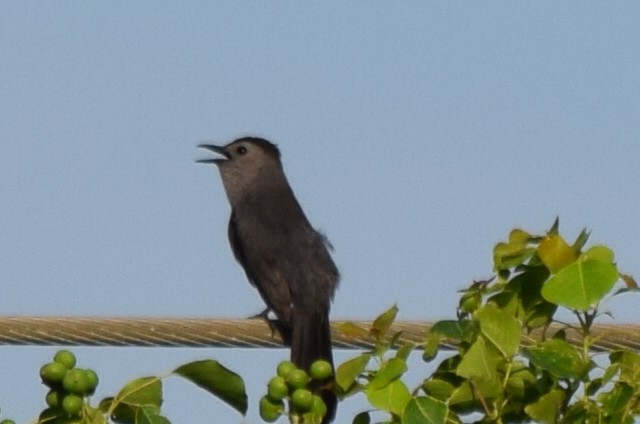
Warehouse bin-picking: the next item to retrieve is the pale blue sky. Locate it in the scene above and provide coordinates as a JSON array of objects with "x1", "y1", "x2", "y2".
[{"x1": 1, "y1": 3, "x2": 639, "y2": 423}]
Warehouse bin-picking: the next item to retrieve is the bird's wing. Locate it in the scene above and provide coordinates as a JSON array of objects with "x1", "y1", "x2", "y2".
[
  {"x1": 228, "y1": 209, "x2": 293, "y2": 329},
  {"x1": 227, "y1": 210, "x2": 256, "y2": 287}
]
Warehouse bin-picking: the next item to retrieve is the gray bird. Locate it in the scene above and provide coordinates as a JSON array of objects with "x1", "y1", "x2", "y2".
[{"x1": 197, "y1": 137, "x2": 339, "y2": 422}]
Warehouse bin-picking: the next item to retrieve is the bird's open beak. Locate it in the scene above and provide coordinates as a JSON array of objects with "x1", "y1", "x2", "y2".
[{"x1": 196, "y1": 144, "x2": 229, "y2": 164}]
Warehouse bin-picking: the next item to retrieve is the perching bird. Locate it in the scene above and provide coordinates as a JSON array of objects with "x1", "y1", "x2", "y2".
[{"x1": 197, "y1": 137, "x2": 339, "y2": 422}]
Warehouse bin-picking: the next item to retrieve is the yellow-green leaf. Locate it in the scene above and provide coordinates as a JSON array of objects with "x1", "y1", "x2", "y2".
[
  {"x1": 509, "y1": 229, "x2": 531, "y2": 245},
  {"x1": 524, "y1": 389, "x2": 565, "y2": 423},
  {"x1": 456, "y1": 338, "x2": 499, "y2": 382},
  {"x1": 402, "y1": 396, "x2": 448, "y2": 424},
  {"x1": 538, "y1": 234, "x2": 577, "y2": 273},
  {"x1": 524, "y1": 339, "x2": 587, "y2": 379},
  {"x1": 371, "y1": 304, "x2": 398, "y2": 339},
  {"x1": 366, "y1": 379, "x2": 411, "y2": 415},
  {"x1": 337, "y1": 322, "x2": 369, "y2": 338},
  {"x1": 582, "y1": 245, "x2": 614, "y2": 263},
  {"x1": 367, "y1": 358, "x2": 407, "y2": 391},
  {"x1": 476, "y1": 303, "x2": 521, "y2": 358},
  {"x1": 336, "y1": 354, "x2": 370, "y2": 391},
  {"x1": 541, "y1": 258, "x2": 618, "y2": 311}
]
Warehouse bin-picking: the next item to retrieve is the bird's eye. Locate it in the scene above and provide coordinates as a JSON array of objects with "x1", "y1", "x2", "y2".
[{"x1": 236, "y1": 146, "x2": 247, "y2": 155}]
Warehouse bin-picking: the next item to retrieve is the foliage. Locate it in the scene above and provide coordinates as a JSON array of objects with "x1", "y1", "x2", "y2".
[
  {"x1": 334, "y1": 304, "x2": 442, "y2": 423},
  {"x1": 10, "y1": 354, "x2": 247, "y2": 424},
  {"x1": 334, "y1": 219, "x2": 640, "y2": 423},
  {"x1": 1, "y1": 220, "x2": 639, "y2": 424}
]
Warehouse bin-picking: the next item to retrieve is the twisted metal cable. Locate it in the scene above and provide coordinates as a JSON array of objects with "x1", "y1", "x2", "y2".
[{"x1": 0, "y1": 317, "x2": 639, "y2": 351}]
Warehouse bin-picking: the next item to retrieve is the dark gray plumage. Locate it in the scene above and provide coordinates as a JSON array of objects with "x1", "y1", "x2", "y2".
[{"x1": 198, "y1": 137, "x2": 339, "y2": 422}]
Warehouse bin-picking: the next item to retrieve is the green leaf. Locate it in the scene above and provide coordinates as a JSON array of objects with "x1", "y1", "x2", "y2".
[
  {"x1": 388, "y1": 331, "x2": 404, "y2": 350},
  {"x1": 336, "y1": 354, "x2": 370, "y2": 391},
  {"x1": 600, "y1": 382, "x2": 634, "y2": 416},
  {"x1": 524, "y1": 389, "x2": 565, "y2": 424},
  {"x1": 352, "y1": 411, "x2": 371, "y2": 424},
  {"x1": 367, "y1": 358, "x2": 407, "y2": 390},
  {"x1": 492, "y1": 228, "x2": 535, "y2": 272},
  {"x1": 395, "y1": 344, "x2": 414, "y2": 362},
  {"x1": 111, "y1": 402, "x2": 147, "y2": 423},
  {"x1": 542, "y1": 258, "x2": 619, "y2": 311},
  {"x1": 524, "y1": 339, "x2": 587, "y2": 379},
  {"x1": 516, "y1": 266, "x2": 551, "y2": 310},
  {"x1": 86, "y1": 406, "x2": 108, "y2": 424},
  {"x1": 571, "y1": 228, "x2": 591, "y2": 253},
  {"x1": 448, "y1": 378, "x2": 503, "y2": 415},
  {"x1": 562, "y1": 401, "x2": 591, "y2": 423},
  {"x1": 525, "y1": 303, "x2": 556, "y2": 330},
  {"x1": 610, "y1": 351, "x2": 640, "y2": 383},
  {"x1": 423, "y1": 333, "x2": 440, "y2": 361},
  {"x1": 548, "y1": 217, "x2": 560, "y2": 235},
  {"x1": 583, "y1": 245, "x2": 615, "y2": 263},
  {"x1": 493, "y1": 242, "x2": 536, "y2": 271},
  {"x1": 173, "y1": 360, "x2": 247, "y2": 415},
  {"x1": 476, "y1": 303, "x2": 521, "y2": 358},
  {"x1": 135, "y1": 406, "x2": 171, "y2": 424},
  {"x1": 116, "y1": 377, "x2": 162, "y2": 406},
  {"x1": 301, "y1": 411, "x2": 324, "y2": 424},
  {"x1": 504, "y1": 373, "x2": 526, "y2": 399},
  {"x1": 111, "y1": 377, "x2": 162, "y2": 423},
  {"x1": 538, "y1": 234, "x2": 577, "y2": 273},
  {"x1": 337, "y1": 322, "x2": 369, "y2": 338},
  {"x1": 509, "y1": 228, "x2": 532, "y2": 245},
  {"x1": 433, "y1": 355, "x2": 462, "y2": 374},
  {"x1": 366, "y1": 379, "x2": 411, "y2": 416},
  {"x1": 456, "y1": 338, "x2": 500, "y2": 382},
  {"x1": 371, "y1": 304, "x2": 398, "y2": 339},
  {"x1": 448, "y1": 381, "x2": 478, "y2": 412},
  {"x1": 585, "y1": 378, "x2": 603, "y2": 396},
  {"x1": 402, "y1": 396, "x2": 448, "y2": 424},
  {"x1": 99, "y1": 397, "x2": 114, "y2": 413},
  {"x1": 422, "y1": 378, "x2": 456, "y2": 401},
  {"x1": 429, "y1": 320, "x2": 471, "y2": 341},
  {"x1": 38, "y1": 408, "x2": 66, "y2": 424},
  {"x1": 505, "y1": 362, "x2": 537, "y2": 400}
]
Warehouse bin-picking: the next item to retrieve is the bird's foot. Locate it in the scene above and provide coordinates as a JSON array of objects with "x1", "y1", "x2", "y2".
[
  {"x1": 249, "y1": 308, "x2": 271, "y2": 320},
  {"x1": 247, "y1": 309, "x2": 291, "y2": 345}
]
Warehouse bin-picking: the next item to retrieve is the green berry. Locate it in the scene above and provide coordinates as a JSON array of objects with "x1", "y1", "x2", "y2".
[
  {"x1": 53, "y1": 350, "x2": 77, "y2": 369},
  {"x1": 267, "y1": 376, "x2": 288, "y2": 401},
  {"x1": 62, "y1": 394, "x2": 83, "y2": 416},
  {"x1": 45, "y1": 389, "x2": 64, "y2": 408},
  {"x1": 309, "y1": 360, "x2": 333, "y2": 380},
  {"x1": 40, "y1": 362, "x2": 67, "y2": 387},
  {"x1": 310, "y1": 394, "x2": 328, "y2": 417},
  {"x1": 62, "y1": 369, "x2": 90, "y2": 395},
  {"x1": 286, "y1": 369, "x2": 309, "y2": 390},
  {"x1": 85, "y1": 369, "x2": 99, "y2": 394},
  {"x1": 291, "y1": 388, "x2": 314, "y2": 411},
  {"x1": 259, "y1": 395, "x2": 284, "y2": 423},
  {"x1": 276, "y1": 360, "x2": 296, "y2": 379}
]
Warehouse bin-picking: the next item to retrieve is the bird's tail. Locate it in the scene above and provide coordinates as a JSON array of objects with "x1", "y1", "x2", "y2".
[{"x1": 291, "y1": 307, "x2": 336, "y2": 423}]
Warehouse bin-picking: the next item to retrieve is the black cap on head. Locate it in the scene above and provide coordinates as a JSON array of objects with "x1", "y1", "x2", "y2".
[{"x1": 232, "y1": 137, "x2": 281, "y2": 161}]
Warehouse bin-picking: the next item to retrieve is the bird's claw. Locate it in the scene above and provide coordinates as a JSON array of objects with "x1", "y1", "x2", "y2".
[{"x1": 249, "y1": 308, "x2": 271, "y2": 320}]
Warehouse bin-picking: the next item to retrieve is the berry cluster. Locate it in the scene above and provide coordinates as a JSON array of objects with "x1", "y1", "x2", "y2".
[
  {"x1": 260, "y1": 359, "x2": 334, "y2": 422},
  {"x1": 39, "y1": 350, "x2": 99, "y2": 419}
]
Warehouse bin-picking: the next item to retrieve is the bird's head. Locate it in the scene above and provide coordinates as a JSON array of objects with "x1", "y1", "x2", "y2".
[{"x1": 197, "y1": 137, "x2": 284, "y2": 199}]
